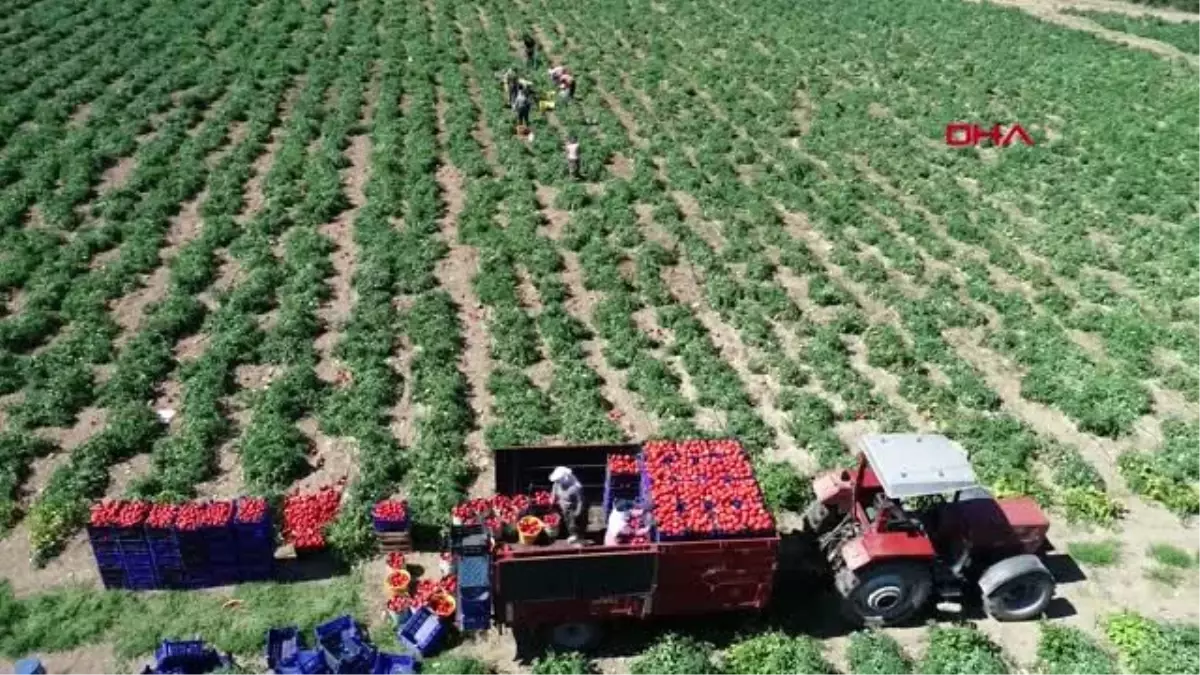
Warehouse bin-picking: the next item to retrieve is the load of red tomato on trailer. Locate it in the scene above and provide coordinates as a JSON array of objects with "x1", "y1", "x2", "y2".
[
  {"x1": 451, "y1": 434, "x2": 1061, "y2": 653},
  {"x1": 448, "y1": 438, "x2": 781, "y2": 652}
]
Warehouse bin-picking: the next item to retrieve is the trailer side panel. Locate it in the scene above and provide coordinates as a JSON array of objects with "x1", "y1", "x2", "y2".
[{"x1": 650, "y1": 537, "x2": 779, "y2": 616}]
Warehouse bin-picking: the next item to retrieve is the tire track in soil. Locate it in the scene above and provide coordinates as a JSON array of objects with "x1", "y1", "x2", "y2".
[
  {"x1": 534, "y1": 188, "x2": 658, "y2": 440},
  {"x1": 432, "y1": 84, "x2": 495, "y2": 499}
]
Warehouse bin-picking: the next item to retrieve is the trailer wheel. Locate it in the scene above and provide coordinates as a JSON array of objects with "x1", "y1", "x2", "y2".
[
  {"x1": 548, "y1": 621, "x2": 601, "y2": 651},
  {"x1": 979, "y1": 555, "x2": 1055, "y2": 622},
  {"x1": 838, "y1": 561, "x2": 932, "y2": 627}
]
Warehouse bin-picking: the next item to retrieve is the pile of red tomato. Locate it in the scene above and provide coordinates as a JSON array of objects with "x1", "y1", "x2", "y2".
[
  {"x1": 235, "y1": 497, "x2": 268, "y2": 524},
  {"x1": 643, "y1": 439, "x2": 775, "y2": 540},
  {"x1": 91, "y1": 498, "x2": 268, "y2": 531},
  {"x1": 451, "y1": 492, "x2": 554, "y2": 533},
  {"x1": 372, "y1": 499, "x2": 408, "y2": 523},
  {"x1": 608, "y1": 454, "x2": 639, "y2": 475},
  {"x1": 282, "y1": 484, "x2": 343, "y2": 550}
]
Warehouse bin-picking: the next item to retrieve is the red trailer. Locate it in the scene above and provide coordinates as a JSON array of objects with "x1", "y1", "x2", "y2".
[{"x1": 483, "y1": 442, "x2": 779, "y2": 650}]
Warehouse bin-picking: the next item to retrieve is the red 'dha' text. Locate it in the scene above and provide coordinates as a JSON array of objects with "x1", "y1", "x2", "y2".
[{"x1": 945, "y1": 123, "x2": 1035, "y2": 147}]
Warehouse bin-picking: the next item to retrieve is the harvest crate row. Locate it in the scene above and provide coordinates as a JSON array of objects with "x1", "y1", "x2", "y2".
[{"x1": 88, "y1": 497, "x2": 275, "y2": 590}]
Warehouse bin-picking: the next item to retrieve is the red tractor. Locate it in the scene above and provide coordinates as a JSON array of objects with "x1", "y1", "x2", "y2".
[{"x1": 800, "y1": 433, "x2": 1057, "y2": 627}]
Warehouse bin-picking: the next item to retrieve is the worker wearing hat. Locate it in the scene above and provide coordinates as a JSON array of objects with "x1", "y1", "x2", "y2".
[{"x1": 549, "y1": 466, "x2": 586, "y2": 545}]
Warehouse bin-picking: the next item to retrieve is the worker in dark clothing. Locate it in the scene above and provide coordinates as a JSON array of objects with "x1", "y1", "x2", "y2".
[
  {"x1": 513, "y1": 87, "x2": 532, "y2": 129},
  {"x1": 565, "y1": 135, "x2": 580, "y2": 180},
  {"x1": 522, "y1": 34, "x2": 537, "y2": 67}
]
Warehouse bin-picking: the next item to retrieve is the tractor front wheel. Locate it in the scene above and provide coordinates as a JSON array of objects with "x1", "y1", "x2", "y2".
[
  {"x1": 983, "y1": 571, "x2": 1054, "y2": 621},
  {"x1": 978, "y1": 554, "x2": 1055, "y2": 622},
  {"x1": 837, "y1": 561, "x2": 932, "y2": 627}
]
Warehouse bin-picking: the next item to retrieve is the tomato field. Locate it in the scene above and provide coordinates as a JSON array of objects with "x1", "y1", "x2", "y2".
[{"x1": 0, "y1": 0, "x2": 1197, "y2": 670}]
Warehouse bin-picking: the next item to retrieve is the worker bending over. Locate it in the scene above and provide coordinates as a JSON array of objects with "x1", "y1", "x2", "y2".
[
  {"x1": 604, "y1": 500, "x2": 651, "y2": 546},
  {"x1": 550, "y1": 466, "x2": 586, "y2": 545}
]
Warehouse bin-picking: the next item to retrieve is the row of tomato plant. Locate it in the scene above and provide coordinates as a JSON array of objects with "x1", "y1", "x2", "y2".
[
  {"x1": 388, "y1": 3, "x2": 472, "y2": 534},
  {"x1": 18, "y1": 0, "x2": 325, "y2": 562},
  {"x1": 237, "y1": 0, "x2": 365, "y2": 495},
  {"x1": 131, "y1": 0, "x2": 325, "y2": 501},
  {"x1": 0, "y1": 0, "x2": 224, "y2": 386},
  {"x1": 321, "y1": 0, "x2": 413, "y2": 560},
  {"x1": 541, "y1": 0, "x2": 1125, "y2": 523}
]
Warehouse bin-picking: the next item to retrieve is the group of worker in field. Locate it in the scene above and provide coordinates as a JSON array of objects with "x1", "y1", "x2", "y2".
[{"x1": 503, "y1": 33, "x2": 581, "y2": 180}]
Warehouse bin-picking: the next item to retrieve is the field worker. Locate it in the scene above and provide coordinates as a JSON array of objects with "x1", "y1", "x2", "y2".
[
  {"x1": 503, "y1": 68, "x2": 518, "y2": 106},
  {"x1": 565, "y1": 135, "x2": 580, "y2": 180},
  {"x1": 523, "y1": 33, "x2": 537, "y2": 66},
  {"x1": 548, "y1": 65, "x2": 567, "y2": 87},
  {"x1": 604, "y1": 500, "x2": 631, "y2": 546},
  {"x1": 550, "y1": 466, "x2": 586, "y2": 544},
  {"x1": 513, "y1": 87, "x2": 532, "y2": 128}
]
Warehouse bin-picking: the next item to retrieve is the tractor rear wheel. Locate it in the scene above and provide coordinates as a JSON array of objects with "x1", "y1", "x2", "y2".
[{"x1": 837, "y1": 561, "x2": 933, "y2": 627}]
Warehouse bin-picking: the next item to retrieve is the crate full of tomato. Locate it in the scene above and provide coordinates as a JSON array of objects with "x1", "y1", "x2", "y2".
[
  {"x1": 87, "y1": 497, "x2": 278, "y2": 591},
  {"x1": 603, "y1": 452, "x2": 643, "y2": 515},
  {"x1": 372, "y1": 499, "x2": 409, "y2": 533},
  {"x1": 642, "y1": 439, "x2": 775, "y2": 542}
]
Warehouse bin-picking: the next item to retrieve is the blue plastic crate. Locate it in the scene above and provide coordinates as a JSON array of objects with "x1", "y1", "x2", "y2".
[
  {"x1": 372, "y1": 515, "x2": 409, "y2": 533},
  {"x1": 267, "y1": 626, "x2": 302, "y2": 671},
  {"x1": 456, "y1": 555, "x2": 489, "y2": 588},
  {"x1": 332, "y1": 639, "x2": 376, "y2": 674},
  {"x1": 13, "y1": 658, "x2": 45, "y2": 675},
  {"x1": 459, "y1": 613, "x2": 490, "y2": 631},
  {"x1": 371, "y1": 653, "x2": 417, "y2": 675},
  {"x1": 315, "y1": 615, "x2": 361, "y2": 646},
  {"x1": 154, "y1": 640, "x2": 207, "y2": 664},
  {"x1": 274, "y1": 649, "x2": 330, "y2": 675},
  {"x1": 99, "y1": 568, "x2": 126, "y2": 589},
  {"x1": 397, "y1": 608, "x2": 445, "y2": 657}
]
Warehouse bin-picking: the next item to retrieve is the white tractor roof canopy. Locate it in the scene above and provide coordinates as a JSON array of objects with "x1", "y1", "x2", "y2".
[{"x1": 857, "y1": 434, "x2": 979, "y2": 499}]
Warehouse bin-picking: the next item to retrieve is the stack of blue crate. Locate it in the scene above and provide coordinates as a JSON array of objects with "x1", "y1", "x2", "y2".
[
  {"x1": 115, "y1": 523, "x2": 158, "y2": 591},
  {"x1": 233, "y1": 507, "x2": 275, "y2": 583},
  {"x1": 602, "y1": 453, "x2": 644, "y2": 516},
  {"x1": 455, "y1": 553, "x2": 491, "y2": 631},
  {"x1": 87, "y1": 523, "x2": 125, "y2": 590},
  {"x1": 146, "y1": 520, "x2": 185, "y2": 590}
]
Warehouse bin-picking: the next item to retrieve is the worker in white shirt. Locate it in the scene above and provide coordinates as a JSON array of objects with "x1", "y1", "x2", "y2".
[
  {"x1": 550, "y1": 466, "x2": 586, "y2": 545},
  {"x1": 604, "y1": 505, "x2": 629, "y2": 547},
  {"x1": 604, "y1": 500, "x2": 651, "y2": 546},
  {"x1": 565, "y1": 135, "x2": 580, "y2": 180}
]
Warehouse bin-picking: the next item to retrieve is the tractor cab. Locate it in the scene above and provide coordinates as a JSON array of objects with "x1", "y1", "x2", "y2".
[{"x1": 803, "y1": 434, "x2": 1056, "y2": 628}]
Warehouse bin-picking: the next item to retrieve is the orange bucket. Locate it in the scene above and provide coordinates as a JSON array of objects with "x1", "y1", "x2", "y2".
[
  {"x1": 385, "y1": 569, "x2": 412, "y2": 598},
  {"x1": 517, "y1": 516, "x2": 544, "y2": 545},
  {"x1": 428, "y1": 590, "x2": 457, "y2": 619}
]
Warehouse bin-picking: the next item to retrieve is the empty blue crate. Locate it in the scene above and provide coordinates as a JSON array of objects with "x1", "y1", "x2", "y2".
[
  {"x1": 371, "y1": 653, "x2": 417, "y2": 675},
  {"x1": 397, "y1": 607, "x2": 445, "y2": 657},
  {"x1": 280, "y1": 650, "x2": 330, "y2": 675}
]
